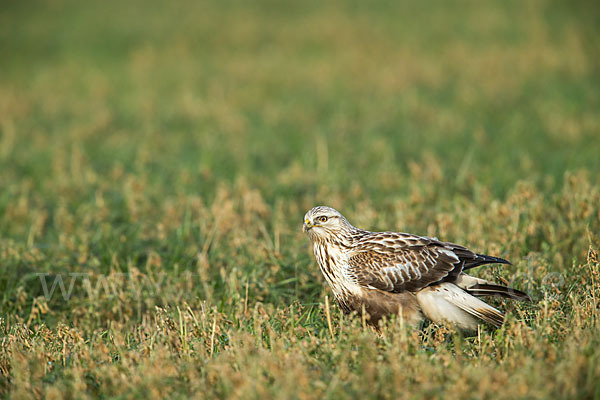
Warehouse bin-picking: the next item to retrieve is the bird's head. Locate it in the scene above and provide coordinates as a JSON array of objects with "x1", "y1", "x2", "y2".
[{"x1": 303, "y1": 206, "x2": 354, "y2": 242}]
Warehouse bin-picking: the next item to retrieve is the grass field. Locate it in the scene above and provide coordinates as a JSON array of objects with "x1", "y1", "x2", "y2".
[{"x1": 1, "y1": 0, "x2": 600, "y2": 398}]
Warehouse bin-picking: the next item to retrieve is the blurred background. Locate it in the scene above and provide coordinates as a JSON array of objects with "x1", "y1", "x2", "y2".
[
  {"x1": 2, "y1": 0, "x2": 599, "y2": 196},
  {"x1": 1, "y1": 0, "x2": 600, "y2": 323}
]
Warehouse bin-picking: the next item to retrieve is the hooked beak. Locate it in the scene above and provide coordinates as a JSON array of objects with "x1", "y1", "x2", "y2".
[{"x1": 302, "y1": 218, "x2": 312, "y2": 232}]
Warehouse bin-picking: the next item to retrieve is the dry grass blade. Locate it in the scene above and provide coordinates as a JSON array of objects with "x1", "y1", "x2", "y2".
[{"x1": 325, "y1": 295, "x2": 335, "y2": 341}]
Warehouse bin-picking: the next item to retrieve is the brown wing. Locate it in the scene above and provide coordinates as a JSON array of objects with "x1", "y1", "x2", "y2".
[{"x1": 347, "y1": 237, "x2": 466, "y2": 292}]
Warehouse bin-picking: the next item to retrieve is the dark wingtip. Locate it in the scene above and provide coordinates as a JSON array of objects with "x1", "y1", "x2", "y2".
[
  {"x1": 515, "y1": 289, "x2": 532, "y2": 302},
  {"x1": 463, "y1": 254, "x2": 512, "y2": 270},
  {"x1": 477, "y1": 254, "x2": 512, "y2": 265}
]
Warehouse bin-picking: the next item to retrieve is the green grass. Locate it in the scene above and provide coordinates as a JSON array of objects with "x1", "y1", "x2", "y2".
[{"x1": 1, "y1": 0, "x2": 600, "y2": 398}]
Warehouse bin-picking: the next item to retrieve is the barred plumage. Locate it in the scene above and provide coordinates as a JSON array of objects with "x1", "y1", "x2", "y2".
[{"x1": 303, "y1": 206, "x2": 530, "y2": 330}]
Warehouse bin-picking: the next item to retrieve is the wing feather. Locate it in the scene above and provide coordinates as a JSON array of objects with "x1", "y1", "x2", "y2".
[{"x1": 347, "y1": 233, "x2": 469, "y2": 292}]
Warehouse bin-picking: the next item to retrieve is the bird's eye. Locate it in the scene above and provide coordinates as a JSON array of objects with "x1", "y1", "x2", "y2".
[{"x1": 318, "y1": 216, "x2": 328, "y2": 223}]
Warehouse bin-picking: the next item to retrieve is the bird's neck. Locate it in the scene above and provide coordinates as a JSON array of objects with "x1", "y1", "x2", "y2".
[
  {"x1": 311, "y1": 230, "x2": 366, "y2": 303},
  {"x1": 311, "y1": 227, "x2": 366, "y2": 248}
]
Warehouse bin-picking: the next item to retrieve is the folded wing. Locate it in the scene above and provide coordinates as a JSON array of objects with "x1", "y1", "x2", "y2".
[{"x1": 347, "y1": 233, "x2": 470, "y2": 292}]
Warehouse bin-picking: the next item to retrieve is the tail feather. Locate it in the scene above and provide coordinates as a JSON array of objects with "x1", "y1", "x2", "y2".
[
  {"x1": 446, "y1": 287, "x2": 505, "y2": 328},
  {"x1": 467, "y1": 283, "x2": 532, "y2": 302},
  {"x1": 416, "y1": 283, "x2": 506, "y2": 330},
  {"x1": 471, "y1": 306, "x2": 505, "y2": 327}
]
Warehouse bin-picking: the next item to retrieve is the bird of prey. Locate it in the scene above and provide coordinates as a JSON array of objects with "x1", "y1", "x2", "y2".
[{"x1": 303, "y1": 206, "x2": 530, "y2": 330}]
